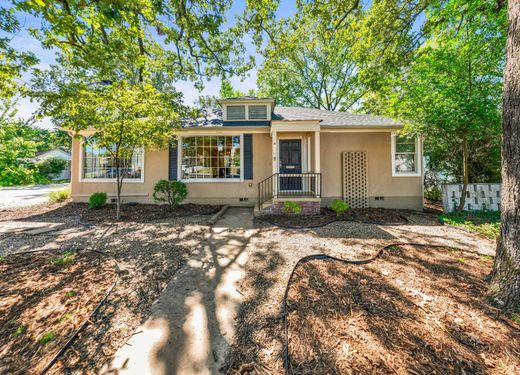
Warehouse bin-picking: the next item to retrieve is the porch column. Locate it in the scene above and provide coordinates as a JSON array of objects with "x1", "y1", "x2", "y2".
[
  {"x1": 272, "y1": 131, "x2": 278, "y2": 174},
  {"x1": 314, "y1": 131, "x2": 320, "y2": 173}
]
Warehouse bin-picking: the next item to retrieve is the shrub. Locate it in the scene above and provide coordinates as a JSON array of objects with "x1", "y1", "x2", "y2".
[
  {"x1": 48, "y1": 188, "x2": 70, "y2": 203},
  {"x1": 282, "y1": 201, "x2": 303, "y2": 215},
  {"x1": 424, "y1": 186, "x2": 442, "y2": 201},
  {"x1": 37, "y1": 157, "x2": 67, "y2": 179},
  {"x1": 329, "y1": 199, "x2": 349, "y2": 215},
  {"x1": 89, "y1": 192, "x2": 107, "y2": 209},
  {"x1": 153, "y1": 180, "x2": 188, "y2": 210}
]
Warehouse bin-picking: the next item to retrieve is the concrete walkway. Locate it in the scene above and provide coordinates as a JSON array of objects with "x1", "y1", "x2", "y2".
[
  {"x1": 103, "y1": 208, "x2": 256, "y2": 375},
  {"x1": 0, "y1": 183, "x2": 69, "y2": 208}
]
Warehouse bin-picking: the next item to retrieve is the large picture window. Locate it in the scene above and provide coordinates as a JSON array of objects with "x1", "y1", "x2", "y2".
[
  {"x1": 181, "y1": 136, "x2": 241, "y2": 180},
  {"x1": 82, "y1": 138, "x2": 144, "y2": 181},
  {"x1": 392, "y1": 134, "x2": 420, "y2": 176}
]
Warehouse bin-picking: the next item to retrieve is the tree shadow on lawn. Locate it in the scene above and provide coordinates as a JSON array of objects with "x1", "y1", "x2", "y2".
[{"x1": 285, "y1": 245, "x2": 520, "y2": 374}]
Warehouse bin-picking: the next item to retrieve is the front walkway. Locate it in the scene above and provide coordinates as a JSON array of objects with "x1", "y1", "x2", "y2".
[
  {"x1": 104, "y1": 208, "x2": 256, "y2": 375},
  {"x1": 103, "y1": 209, "x2": 495, "y2": 374}
]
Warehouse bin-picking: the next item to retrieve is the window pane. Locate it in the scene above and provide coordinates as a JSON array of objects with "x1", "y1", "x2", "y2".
[
  {"x1": 396, "y1": 143, "x2": 415, "y2": 153},
  {"x1": 248, "y1": 105, "x2": 267, "y2": 120},
  {"x1": 395, "y1": 154, "x2": 416, "y2": 173},
  {"x1": 83, "y1": 137, "x2": 143, "y2": 180},
  {"x1": 227, "y1": 106, "x2": 246, "y2": 120},
  {"x1": 181, "y1": 136, "x2": 241, "y2": 180}
]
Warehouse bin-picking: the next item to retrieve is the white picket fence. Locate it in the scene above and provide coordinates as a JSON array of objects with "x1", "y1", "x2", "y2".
[{"x1": 442, "y1": 183, "x2": 501, "y2": 212}]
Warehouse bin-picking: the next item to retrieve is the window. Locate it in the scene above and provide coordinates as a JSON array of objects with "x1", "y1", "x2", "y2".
[
  {"x1": 248, "y1": 105, "x2": 268, "y2": 120},
  {"x1": 227, "y1": 105, "x2": 246, "y2": 120},
  {"x1": 392, "y1": 134, "x2": 420, "y2": 176},
  {"x1": 181, "y1": 136, "x2": 241, "y2": 180},
  {"x1": 82, "y1": 138, "x2": 144, "y2": 181}
]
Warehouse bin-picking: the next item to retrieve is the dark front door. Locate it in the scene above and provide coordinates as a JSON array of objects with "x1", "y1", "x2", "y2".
[{"x1": 279, "y1": 139, "x2": 302, "y2": 191}]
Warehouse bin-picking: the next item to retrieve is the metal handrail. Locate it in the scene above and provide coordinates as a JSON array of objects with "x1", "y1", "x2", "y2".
[{"x1": 258, "y1": 172, "x2": 322, "y2": 207}]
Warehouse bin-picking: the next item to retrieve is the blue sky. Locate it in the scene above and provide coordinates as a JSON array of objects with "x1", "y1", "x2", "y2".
[{"x1": 4, "y1": 1, "x2": 297, "y2": 129}]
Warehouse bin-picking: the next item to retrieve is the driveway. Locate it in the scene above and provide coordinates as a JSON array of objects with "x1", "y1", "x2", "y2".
[{"x1": 0, "y1": 183, "x2": 69, "y2": 209}]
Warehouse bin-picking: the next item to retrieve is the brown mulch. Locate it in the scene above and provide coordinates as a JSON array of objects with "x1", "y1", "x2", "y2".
[
  {"x1": 0, "y1": 202, "x2": 222, "y2": 223},
  {"x1": 258, "y1": 208, "x2": 408, "y2": 228},
  {"x1": 0, "y1": 250, "x2": 116, "y2": 375},
  {"x1": 285, "y1": 245, "x2": 520, "y2": 374},
  {"x1": 424, "y1": 199, "x2": 444, "y2": 214}
]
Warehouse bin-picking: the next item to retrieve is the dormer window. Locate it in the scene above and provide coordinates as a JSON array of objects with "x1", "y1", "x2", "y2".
[
  {"x1": 227, "y1": 105, "x2": 246, "y2": 120},
  {"x1": 248, "y1": 105, "x2": 267, "y2": 120}
]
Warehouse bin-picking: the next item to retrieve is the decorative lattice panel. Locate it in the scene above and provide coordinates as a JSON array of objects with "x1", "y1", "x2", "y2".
[{"x1": 342, "y1": 151, "x2": 368, "y2": 208}]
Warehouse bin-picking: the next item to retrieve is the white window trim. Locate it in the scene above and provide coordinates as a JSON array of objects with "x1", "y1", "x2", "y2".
[
  {"x1": 79, "y1": 138, "x2": 145, "y2": 183},
  {"x1": 177, "y1": 134, "x2": 244, "y2": 183},
  {"x1": 391, "y1": 133, "x2": 422, "y2": 177}
]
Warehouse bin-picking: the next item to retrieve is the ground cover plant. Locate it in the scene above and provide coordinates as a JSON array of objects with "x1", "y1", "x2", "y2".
[
  {"x1": 0, "y1": 250, "x2": 115, "y2": 374},
  {"x1": 440, "y1": 210, "x2": 500, "y2": 239},
  {"x1": 48, "y1": 188, "x2": 70, "y2": 203}
]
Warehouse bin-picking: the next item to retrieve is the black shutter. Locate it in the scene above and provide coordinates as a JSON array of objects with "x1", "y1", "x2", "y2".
[
  {"x1": 169, "y1": 140, "x2": 178, "y2": 180},
  {"x1": 243, "y1": 134, "x2": 253, "y2": 180}
]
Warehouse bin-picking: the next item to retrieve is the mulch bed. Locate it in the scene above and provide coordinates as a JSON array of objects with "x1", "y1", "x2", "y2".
[
  {"x1": 285, "y1": 245, "x2": 520, "y2": 374},
  {"x1": 0, "y1": 250, "x2": 116, "y2": 374},
  {"x1": 258, "y1": 208, "x2": 408, "y2": 228},
  {"x1": 1, "y1": 202, "x2": 222, "y2": 224},
  {"x1": 424, "y1": 199, "x2": 444, "y2": 214}
]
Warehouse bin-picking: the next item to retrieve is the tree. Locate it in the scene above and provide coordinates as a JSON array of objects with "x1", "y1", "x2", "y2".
[
  {"x1": 391, "y1": 3, "x2": 505, "y2": 210},
  {"x1": 0, "y1": 7, "x2": 37, "y2": 99},
  {"x1": 256, "y1": 1, "x2": 366, "y2": 110},
  {"x1": 33, "y1": 76, "x2": 183, "y2": 219},
  {"x1": 489, "y1": 0, "x2": 520, "y2": 311}
]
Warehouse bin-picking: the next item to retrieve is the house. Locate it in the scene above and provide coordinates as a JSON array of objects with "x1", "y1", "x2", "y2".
[
  {"x1": 69, "y1": 97, "x2": 423, "y2": 214},
  {"x1": 34, "y1": 148, "x2": 72, "y2": 180}
]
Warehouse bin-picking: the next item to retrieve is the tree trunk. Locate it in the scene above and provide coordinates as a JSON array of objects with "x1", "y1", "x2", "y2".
[
  {"x1": 457, "y1": 136, "x2": 469, "y2": 211},
  {"x1": 489, "y1": 0, "x2": 520, "y2": 311},
  {"x1": 115, "y1": 157, "x2": 122, "y2": 221}
]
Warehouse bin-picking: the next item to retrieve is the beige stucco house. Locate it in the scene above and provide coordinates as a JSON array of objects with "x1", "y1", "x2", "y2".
[{"x1": 70, "y1": 97, "x2": 423, "y2": 213}]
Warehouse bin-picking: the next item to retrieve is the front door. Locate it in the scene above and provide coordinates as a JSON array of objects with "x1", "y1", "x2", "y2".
[{"x1": 279, "y1": 139, "x2": 302, "y2": 191}]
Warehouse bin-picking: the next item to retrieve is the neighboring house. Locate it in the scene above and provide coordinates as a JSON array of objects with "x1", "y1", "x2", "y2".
[
  {"x1": 35, "y1": 148, "x2": 72, "y2": 180},
  {"x1": 69, "y1": 97, "x2": 423, "y2": 213}
]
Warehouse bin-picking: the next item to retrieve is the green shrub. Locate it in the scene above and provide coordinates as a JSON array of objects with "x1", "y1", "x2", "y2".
[
  {"x1": 48, "y1": 188, "x2": 70, "y2": 203},
  {"x1": 329, "y1": 199, "x2": 349, "y2": 215},
  {"x1": 424, "y1": 186, "x2": 442, "y2": 201},
  {"x1": 153, "y1": 180, "x2": 188, "y2": 210},
  {"x1": 282, "y1": 201, "x2": 303, "y2": 215},
  {"x1": 89, "y1": 192, "x2": 107, "y2": 209},
  {"x1": 37, "y1": 157, "x2": 67, "y2": 179}
]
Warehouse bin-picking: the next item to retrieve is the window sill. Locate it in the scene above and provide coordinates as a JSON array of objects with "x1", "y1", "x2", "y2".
[
  {"x1": 391, "y1": 172, "x2": 421, "y2": 177},
  {"x1": 80, "y1": 178, "x2": 144, "y2": 183},
  {"x1": 181, "y1": 179, "x2": 243, "y2": 183}
]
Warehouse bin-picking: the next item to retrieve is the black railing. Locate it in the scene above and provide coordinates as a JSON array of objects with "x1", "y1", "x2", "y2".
[{"x1": 258, "y1": 173, "x2": 322, "y2": 207}]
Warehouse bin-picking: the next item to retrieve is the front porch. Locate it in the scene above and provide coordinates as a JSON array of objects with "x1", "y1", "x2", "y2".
[{"x1": 258, "y1": 122, "x2": 322, "y2": 214}]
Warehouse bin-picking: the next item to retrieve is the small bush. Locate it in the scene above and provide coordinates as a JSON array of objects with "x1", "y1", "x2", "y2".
[
  {"x1": 37, "y1": 157, "x2": 67, "y2": 179},
  {"x1": 89, "y1": 192, "x2": 107, "y2": 209},
  {"x1": 48, "y1": 188, "x2": 70, "y2": 203},
  {"x1": 65, "y1": 291, "x2": 77, "y2": 298},
  {"x1": 282, "y1": 201, "x2": 303, "y2": 215},
  {"x1": 424, "y1": 186, "x2": 442, "y2": 201},
  {"x1": 329, "y1": 199, "x2": 349, "y2": 215},
  {"x1": 153, "y1": 180, "x2": 188, "y2": 210}
]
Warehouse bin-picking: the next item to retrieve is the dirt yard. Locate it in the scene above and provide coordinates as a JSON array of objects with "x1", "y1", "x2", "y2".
[{"x1": 0, "y1": 202, "x2": 216, "y2": 374}]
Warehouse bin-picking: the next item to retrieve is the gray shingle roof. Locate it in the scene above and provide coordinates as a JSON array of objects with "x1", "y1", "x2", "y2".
[
  {"x1": 182, "y1": 106, "x2": 402, "y2": 128},
  {"x1": 272, "y1": 107, "x2": 402, "y2": 127}
]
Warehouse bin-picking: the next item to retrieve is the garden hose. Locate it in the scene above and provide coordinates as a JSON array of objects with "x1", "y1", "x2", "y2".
[
  {"x1": 282, "y1": 242, "x2": 481, "y2": 375},
  {"x1": 7, "y1": 223, "x2": 120, "y2": 375}
]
